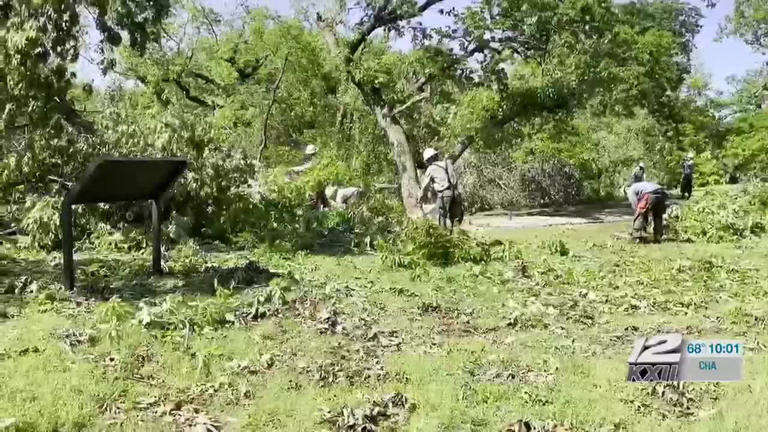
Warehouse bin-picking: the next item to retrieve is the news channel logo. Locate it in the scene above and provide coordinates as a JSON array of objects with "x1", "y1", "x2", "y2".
[{"x1": 627, "y1": 333, "x2": 744, "y2": 383}]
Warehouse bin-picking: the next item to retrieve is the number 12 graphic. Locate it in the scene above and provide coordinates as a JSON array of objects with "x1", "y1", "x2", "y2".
[{"x1": 628, "y1": 333, "x2": 683, "y2": 364}]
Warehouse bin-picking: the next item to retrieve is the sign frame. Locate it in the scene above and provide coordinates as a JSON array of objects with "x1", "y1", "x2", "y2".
[{"x1": 60, "y1": 157, "x2": 188, "y2": 291}]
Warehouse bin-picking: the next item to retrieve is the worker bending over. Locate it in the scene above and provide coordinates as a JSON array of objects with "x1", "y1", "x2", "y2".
[{"x1": 627, "y1": 181, "x2": 669, "y2": 243}]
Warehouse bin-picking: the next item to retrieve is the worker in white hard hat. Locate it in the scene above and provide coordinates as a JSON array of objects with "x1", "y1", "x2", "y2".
[
  {"x1": 288, "y1": 145, "x2": 320, "y2": 177},
  {"x1": 681, "y1": 152, "x2": 695, "y2": 200},
  {"x1": 285, "y1": 144, "x2": 329, "y2": 209},
  {"x1": 418, "y1": 147, "x2": 463, "y2": 232},
  {"x1": 628, "y1": 162, "x2": 646, "y2": 186}
]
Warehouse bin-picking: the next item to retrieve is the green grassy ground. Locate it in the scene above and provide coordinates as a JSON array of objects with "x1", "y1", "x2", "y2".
[{"x1": 2, "y1": 222, "x2": 768, "y2": 431}]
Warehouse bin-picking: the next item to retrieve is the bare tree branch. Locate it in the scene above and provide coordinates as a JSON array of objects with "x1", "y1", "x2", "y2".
[
  {"x1": 447, "y1": 137, "x2": 473, "y2": 163},
  {"x1": 172, "y1": 78, "x2": 213, "y2": 108},
  {"x1": 346, "y1": 0, "x2": 445, "y2": 62},
  {"x1": 257, "y1": 55, "x2": 289, "y2": 163},
  {"x1": 391, "y1": 91, "x2": 429, "y2": 117},
  {"x1": 161, "y1": 25, "x2": 181, "y2": 50},
  {"x1": 199, "y1": 7, "x2": 220, "y2": 44}
]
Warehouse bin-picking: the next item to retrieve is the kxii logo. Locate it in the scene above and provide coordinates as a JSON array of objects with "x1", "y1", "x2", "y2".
[{"x1": 627, "y1": 333, "x2": 682, "y2": 382}]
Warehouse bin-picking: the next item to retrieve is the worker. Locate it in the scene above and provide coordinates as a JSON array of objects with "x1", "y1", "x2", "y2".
[
  {"x1": 284, "y1": 145, "x2": 329, "y2": 210},
  {"x1": 681, "y1": 153, "x2": 695, "y2": 200},
  {"x1": 288, "y1": 145, "x2": 319, "y2": 177},
  {"x1": 418, "y1": 147, "x2": 463, "y2": 232},
  {"x1": 629, "y1": 162, "x2": 646, "y2": 185},
  {"x1": 325, "y1": 185, "x2": 364, "y2": 208},
  {"x1": 626, "y1": 181, "x2": 669, "y2": 243}
]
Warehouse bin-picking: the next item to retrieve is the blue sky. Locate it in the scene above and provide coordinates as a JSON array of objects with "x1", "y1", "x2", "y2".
[{"x1": 78, "y1": 0, "x2": 765, "y2": 93}]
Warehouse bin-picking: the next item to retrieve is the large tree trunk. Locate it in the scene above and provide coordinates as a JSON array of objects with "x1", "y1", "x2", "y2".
[
  {"x1": 372, "y1": 106, "x2": 423, "y2": 218},
  {"x1": 352, "y1": 80, "x2": 424, "y2": 218},
  {"x1": 315, "y1": 2, "x2": 448, "y2": 219}
]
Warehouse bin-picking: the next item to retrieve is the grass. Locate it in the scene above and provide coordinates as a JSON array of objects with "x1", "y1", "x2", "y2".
[{"x1": 2, "y1": 221, "x2": 768, "y2": 431}]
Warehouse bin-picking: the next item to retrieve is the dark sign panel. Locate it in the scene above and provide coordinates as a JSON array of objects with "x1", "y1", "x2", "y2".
[
  {"x1": 61, "y1": 158, "x2": 188, "y2": 291},
  {"x1": 66, "y1": 158, "x2": 188, "y2": 205}
]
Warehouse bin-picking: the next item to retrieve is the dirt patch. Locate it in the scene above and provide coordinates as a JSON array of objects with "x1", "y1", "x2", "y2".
[{"x1": 464, "y1": 202, "x2": 634, "y2": 230}]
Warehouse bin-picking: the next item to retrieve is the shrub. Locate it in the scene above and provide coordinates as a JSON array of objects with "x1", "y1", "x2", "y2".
[
  {"x1": 378, "y1": 219, "x2": 519, "y2": 269},
  {"x1": 19, "y1": 196, "x2": 61, "y2": 251},
  {"x1": 167, "y1": 240, "x2": 208, "y2": 275}
]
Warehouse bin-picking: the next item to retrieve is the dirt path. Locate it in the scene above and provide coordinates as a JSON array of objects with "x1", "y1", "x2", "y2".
[{"x1": 463, "y1": 202, "x2": 635, "y2": 230}]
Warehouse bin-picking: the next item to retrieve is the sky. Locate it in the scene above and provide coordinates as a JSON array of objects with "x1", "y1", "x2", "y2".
[{"x1": 78, "y1": 0, "x2": 766, "y2": 93}]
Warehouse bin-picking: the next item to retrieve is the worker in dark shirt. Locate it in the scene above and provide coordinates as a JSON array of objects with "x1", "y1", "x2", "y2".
[{"x1": 681, "y1": 153, "x2": 695, "y2": 200}]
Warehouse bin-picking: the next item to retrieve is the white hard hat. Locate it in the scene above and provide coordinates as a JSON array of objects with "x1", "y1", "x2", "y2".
[
  {"x1": 423, "y1": 147, "x2": 438, "y2": 162},
  {"x1": 305, "y1": 145, "x2": 318, "y2": 155},
  {"x1": 687, "y1": 152, "x2": 694, "y2": 159},
  {"x1": 325, "y1": 185, "x2": 338, "y2": 200},
  {"x1": 638, "y1": 162, "x2": 645, "y2": 169}
]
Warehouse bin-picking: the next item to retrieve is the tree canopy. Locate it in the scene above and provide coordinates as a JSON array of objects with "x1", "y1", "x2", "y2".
[{"x1": 0, "y1": 0, "x2": 762, "y2": 231}]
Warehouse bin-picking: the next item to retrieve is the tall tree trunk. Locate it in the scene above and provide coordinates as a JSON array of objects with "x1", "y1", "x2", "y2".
[
  {"x1": 372, "y1": 106, "x2": 423, "y2": 218},
  {"x1": 315, "y1": 2, "x2": 447, "y2": 219},
  {"x1": 353, "y1": 81, "x2": 423, "y2": 218}
]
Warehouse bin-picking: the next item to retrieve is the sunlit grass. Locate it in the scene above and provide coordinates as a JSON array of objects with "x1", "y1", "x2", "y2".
[{"x1": 1, "y1": 221, "x2": 768, "y2": 430}]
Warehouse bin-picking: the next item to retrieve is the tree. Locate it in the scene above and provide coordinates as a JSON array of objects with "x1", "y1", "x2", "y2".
[
  {"x1": 317, "y1": 0, "x2": 448, "y2": 218},
  {"x1": 721, "y1": 0, "x2": 768, "y2": 53},
  {"x1": 118, "y1": 8, "x2": 340, "y2": 161},
  {"x1": 0, "y1": 0, "x2": 172, "y2": 134},
  {"x1": 0, "y1": 0, "x2": 173, "y2": 195},
  {"x1": 312, "y1": 0, "x2": 708, "y2": 216},
  {"x1": 722, "y1": 111, "x2": 768, "y2": 179},
  {"x1": 725, "y1": 68, "x2": 768, "y2": 114}
]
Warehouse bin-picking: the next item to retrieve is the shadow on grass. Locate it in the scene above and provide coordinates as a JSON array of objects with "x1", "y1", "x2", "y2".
[
  {"x1": 0, "y1": 246, "x2": 284, "y2": 306},
  {"x1": 72, "y1": 253, "x2": 283, "y2": 301},
  {"x1": 507, "y1": 202, "x2": 634, "y2": 221},
  {"x1": 3, "y1": 226, "x2": 374, "y2": 306}
]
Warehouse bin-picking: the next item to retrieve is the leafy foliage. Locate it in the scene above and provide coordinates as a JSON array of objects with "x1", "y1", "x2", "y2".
[
  {"x1": 320, "y1": 392, "x2": 417, "y2": 432},
  {"x1": 135, "y1": 282, "x2": 291, "y2": 334},
  {"x1": 689, "y1": 151, "x2": 725, "y2": 187},
  {"x1": 19, "y1": 196, "x2": 61, "y2": 251},
  {"x1": 722, "y1": 0, "x2": 768, "y2": 53},
  {"x1": 167, "y1": 240, "x2": 208, "y2": 276},
  {"x1": 378, "y1": 220, "x2": 520, "y2": 268},
  {"x1": 0, "y1": 0, "x2": 171, "y2": 135},
  {"x1": 722, "y1": 111, "x2": 768, "y2": 180},
  {"x1": 670, "y1": 183, "x2": 768, "y2": 242}
]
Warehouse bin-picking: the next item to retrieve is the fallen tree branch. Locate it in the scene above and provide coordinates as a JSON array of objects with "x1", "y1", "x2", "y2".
[
  {"x1": 413, "y1": 75, "x2": 431, "y2": 92},
  {"x1": 188, "y1": 70, "x2": 219, "y2": 86},
  {"x1": 54, "y1": 97, "x2": 97, "y2": 135},
  {"x1": 257, "y1": 55, "x2": 289, "y2": 163}
]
